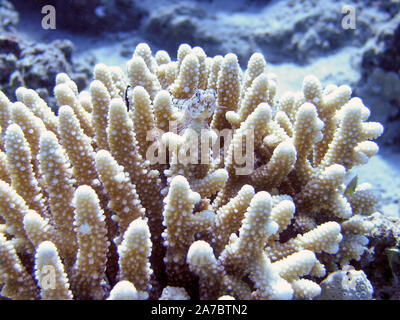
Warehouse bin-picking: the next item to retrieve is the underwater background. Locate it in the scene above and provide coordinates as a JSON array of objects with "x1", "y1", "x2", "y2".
[{"x1": 0, "y1": 0, "x2": 399, "y2": 300}]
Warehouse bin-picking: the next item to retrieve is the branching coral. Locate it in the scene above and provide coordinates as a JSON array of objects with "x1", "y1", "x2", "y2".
[{"x1": 0, "y1": 42, "x2": 384, "y2": 300}]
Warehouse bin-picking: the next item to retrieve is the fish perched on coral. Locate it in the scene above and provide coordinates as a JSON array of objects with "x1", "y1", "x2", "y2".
[{"x1": 0, "y1": 42, "x2": 383, "y2": 300}]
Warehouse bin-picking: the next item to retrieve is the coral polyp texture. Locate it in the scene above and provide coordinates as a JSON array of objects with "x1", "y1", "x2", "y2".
[{"x1": 0, "y1": 43, "x2": 384, "y2": 300}]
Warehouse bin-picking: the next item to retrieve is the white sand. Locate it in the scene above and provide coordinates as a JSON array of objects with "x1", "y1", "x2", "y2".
[{"x1": 355, "y1": 148, "x2": 400, "y2": 217}]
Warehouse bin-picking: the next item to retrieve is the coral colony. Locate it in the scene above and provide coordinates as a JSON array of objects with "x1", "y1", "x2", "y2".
[{"x1": 0, "y1": 43, "x2": 383, "y2": 300}]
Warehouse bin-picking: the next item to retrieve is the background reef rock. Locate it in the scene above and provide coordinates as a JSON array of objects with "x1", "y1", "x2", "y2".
[
  {"x1": 0, "y1": 35, "x2": 94, "y2": 107},
  {"x1": 357, "y1": 212, "x2": 400, "y2": 299},
  {"x1": 0, "y1": 0, "x2": 18, "y2": 32},
  {"x1": 11, "y1": 0, "x2": 148, "y2": 33},
  {"x1": 356, "y1": 13, "x2": 400, "y2": 146}
]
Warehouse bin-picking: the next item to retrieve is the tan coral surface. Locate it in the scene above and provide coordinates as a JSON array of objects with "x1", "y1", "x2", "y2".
[{"x1": 0, "y1": 43, "x2": 383, "y2": 300}]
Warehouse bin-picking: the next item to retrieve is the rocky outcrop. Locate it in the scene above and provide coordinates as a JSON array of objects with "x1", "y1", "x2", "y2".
[
  {"x1": 0, "y1": 35, "x2": 94, "y2": 111},
  {"x1": 0, "y1": 0, "x2": 18, "y2": 32},
  {"x1": 356, "y1": 13, "x2": 400, "y2": 146}
]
